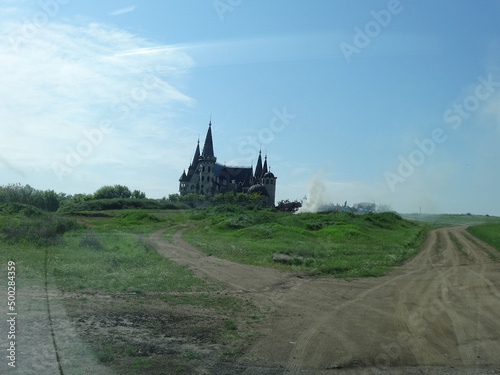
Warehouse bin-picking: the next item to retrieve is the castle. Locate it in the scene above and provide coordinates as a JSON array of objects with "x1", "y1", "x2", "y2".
[{"x1": 179, "y1": 121, "x2": 277, "y2": 207}]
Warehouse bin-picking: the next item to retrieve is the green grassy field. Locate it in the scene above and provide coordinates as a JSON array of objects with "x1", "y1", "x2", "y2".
[
  {"x1": 0, "y1": 204, "x2": 261, "y2": 374},
  {"x1": 402, "y1": 213, "x2": 500, "y2": 227},
  {"x1": 467, "y1": 224, "x2": 500, "y2": 254},
  {"x1": 183, "y1": 205, "x2": 432, "y2": 278}
]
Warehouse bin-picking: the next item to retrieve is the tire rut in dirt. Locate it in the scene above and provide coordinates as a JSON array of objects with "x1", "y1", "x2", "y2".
[{"x1": 151, "y1": 226, "x2": 500, "y2": 371}]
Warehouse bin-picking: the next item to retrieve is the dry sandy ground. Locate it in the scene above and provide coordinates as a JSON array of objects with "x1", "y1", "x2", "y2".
[
  {"x1": 150, "y1": 225, "x2": 500, "y2": 375},
  {"x1": 0, "y1": 278, "x2": 114, "y2": 375}
]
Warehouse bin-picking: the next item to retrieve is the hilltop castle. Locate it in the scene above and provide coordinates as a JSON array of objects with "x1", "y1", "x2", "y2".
[{"x1": 179, "y1": 121, "x2": 277, "y2": 207}]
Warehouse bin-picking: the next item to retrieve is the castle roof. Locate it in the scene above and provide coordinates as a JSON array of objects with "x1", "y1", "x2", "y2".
[
  {"x1": 262, "y1": 155, "x2": 268, "y2": 175},
  {"x1": 179, "y1": 170, "x2": 188, "y2": 181},
  {"x1": 191, "y1": 139, "x2": 200, "y2": 166},
  {"x1": 214, "y1": 163, "x2": 253, "y2": 186},
  {"x1": 254, "y1": 150, "x2": 263, "y2": 178},
  {"x1": 201, "y1": 120, "x2": 215, "y2": 159}
]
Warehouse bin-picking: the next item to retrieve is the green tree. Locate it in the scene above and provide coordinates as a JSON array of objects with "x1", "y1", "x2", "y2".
[
  {"x1": 168, "y1": 194, "x2": 180, "y2": 202},
  {"x1": 180, "y1": 193, "x2": 206, "y2": 207},
  {"x1": 94, "y1": 185, "x2": 132, "y2": 199},
  {"x1": 132, "y1": 190, "x2": 147, "y2": 199},
  {"x1": 0, "y1": 184, "x2": 62, "y2": 212}
]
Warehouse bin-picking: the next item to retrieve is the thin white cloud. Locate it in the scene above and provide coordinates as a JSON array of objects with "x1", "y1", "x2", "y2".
[
  {"x1": 109, "y1": 6, "x2": 135, "y2": 16},
  {"x1": 0, "y1": 16, "x2": 195, "y2": 189}
]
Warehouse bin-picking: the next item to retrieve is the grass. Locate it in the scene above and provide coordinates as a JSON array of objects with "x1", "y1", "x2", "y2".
[
  {"x1": 448, "y1": 232, "x2": 469, "y2": 258},
  {"x1": 161, "y1": 226, "x2": 184, "y2": 243},
  {"x1": 0, "y1": 206, "x2": 263, "y2": 374},
  {"x1": 402, "y1": 213, "x2": 500, "y2": 227},
  {"x1": 467, "y1": 224, "x2": 500, "y2": 258},
  {"x1": 182, "y1": 206, "x2": 432, "y2": 278},
  {"x1": 463, "y1": 232, "x2": 498, "y2": 261}
]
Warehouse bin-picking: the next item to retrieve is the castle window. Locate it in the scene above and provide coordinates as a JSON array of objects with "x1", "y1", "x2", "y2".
[
  {"x1": 202, "y1": 166, "x2": 205, "y2": 172},
  {"x1": 201, "y1": 176, "x2": 204, "y2": 181},
  {"x1": 208, "y1": 167, "x2": 211, "y2": 172}
]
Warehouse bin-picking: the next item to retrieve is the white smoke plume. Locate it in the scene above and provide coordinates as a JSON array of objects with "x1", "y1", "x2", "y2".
[{"x1": 297, "y1": 170, "x2": 326, "y2": 213}]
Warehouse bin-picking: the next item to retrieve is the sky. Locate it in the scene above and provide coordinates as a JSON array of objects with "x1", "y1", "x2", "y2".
[{"x1": 0, "y1": 0, "x2": 499, "y2": 215}]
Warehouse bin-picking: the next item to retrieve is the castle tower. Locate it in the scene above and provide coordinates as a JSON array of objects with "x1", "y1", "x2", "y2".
[
  {"x1": 179, "y1": 139, "x2": 201, "y2": 196},
  {"x1": 262, "y1": 167, "x2": 277, "y2": 207},
  {"x1": 179, "y1": 170, "x2": 188, "y2": 195},
  {"x1": 198, "y1": 120, "x2": 217, "y2": 196},
  {"x1": 254, "y1": 150, "x2": 263, "y2": 183}
]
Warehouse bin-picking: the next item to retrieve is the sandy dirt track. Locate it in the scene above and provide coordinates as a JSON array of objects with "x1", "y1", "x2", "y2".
[{"x1": 150, "y1": 225, "x2": 500, "y2": 374}]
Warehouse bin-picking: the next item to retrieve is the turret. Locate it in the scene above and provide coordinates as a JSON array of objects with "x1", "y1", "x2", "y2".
[
  {"x1": 262, "y1": 167, "x2": 277, "y2": 207},
  {"x1": 198, "y1": 120, "x2": 216, "y2": 196},
  {"x1": 179, "y1": 170, "x2": 188, "y2": 195},
  {"x1": 254, "y1": 150, "x2": 263, "y2": 182}
]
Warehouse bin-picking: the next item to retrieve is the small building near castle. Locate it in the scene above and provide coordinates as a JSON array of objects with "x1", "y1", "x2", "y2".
[{"x1": 179, "y1": 121, "x2": 277, "y2": 207}]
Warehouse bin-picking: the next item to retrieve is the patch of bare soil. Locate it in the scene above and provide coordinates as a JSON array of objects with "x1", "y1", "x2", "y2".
[
  {"x1": 149, "y1": 226, "x2": 500, "y2": 375},
  {"x1": 63, "y1": 297, "x2": 228, "y2": 374}
]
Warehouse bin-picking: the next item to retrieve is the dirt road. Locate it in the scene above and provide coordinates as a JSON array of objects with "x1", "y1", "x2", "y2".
[{"x1": 150, "y1": 226, "x2": 500, "y2": 374}]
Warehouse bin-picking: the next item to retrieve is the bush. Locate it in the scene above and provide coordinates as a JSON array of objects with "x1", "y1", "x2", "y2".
[
  {"x1": 94, "y1": 185, "x2": 133, "y2": 199},
  {"x1": 79, "y1": 231, "x2": 103, "y2": 250},
  {"x1": 1, "y1": 216, "x2": 79, "y2": 246},
  {"x1": 0, "y1": 184, "x2": 62, "y2": 212},
  {"x1": 0, "y1": 203, "x2": 45, "y2": 217}
]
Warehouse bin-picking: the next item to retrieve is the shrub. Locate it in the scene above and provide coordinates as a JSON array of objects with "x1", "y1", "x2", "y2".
[
  {"x1": 79, "y1": 231, "x2": 103, "y2": 250},
  {"x1": 222, "y1": 215, "x2": 256, "y2": 229},
  {"x1": 1, "y1": 216, "x2": 78, "y2": 246},
  {"x1": 0, "y1": 184, "x2": 62, "y2": 212},
  {"x1": 0, "y1": 203, "x2": 44, "y2": 217},
  {"x1": 136, "y1": 235, "x2": 155, "y2": 253},
  {"x1": 93, "y1": 185, "x2": 133, "y2": 199}
]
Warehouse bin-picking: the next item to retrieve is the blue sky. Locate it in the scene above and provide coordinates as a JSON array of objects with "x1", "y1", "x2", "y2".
[{"x1": 0, "y1": 0, "x2": 499, "y2": 215}]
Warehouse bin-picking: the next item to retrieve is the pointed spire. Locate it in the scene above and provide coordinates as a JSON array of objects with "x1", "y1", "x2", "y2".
[
  {"x1": 179, "y1": 170, "x2": 187, "y2": 181},
  {"x1": 191, "y1": 138, "x2": 200, "y2": 166},
  {"x1": 201, "y1": 119, "x2": 215, "y2": 158},
  {"x1": 262, "y1": 154, "x2": 268, "y2": 175},
  {"x1": 254, "y1": 150, "x2": 263, "y2": 179}
]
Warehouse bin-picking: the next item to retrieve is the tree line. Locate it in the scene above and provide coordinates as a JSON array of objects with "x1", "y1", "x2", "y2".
[
  {"x1": 0, "y1": 184, "x2": 269, "y2": 213},
  {"x1": 0, "y1": 184, "x2": 148, "y2": 212}
]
